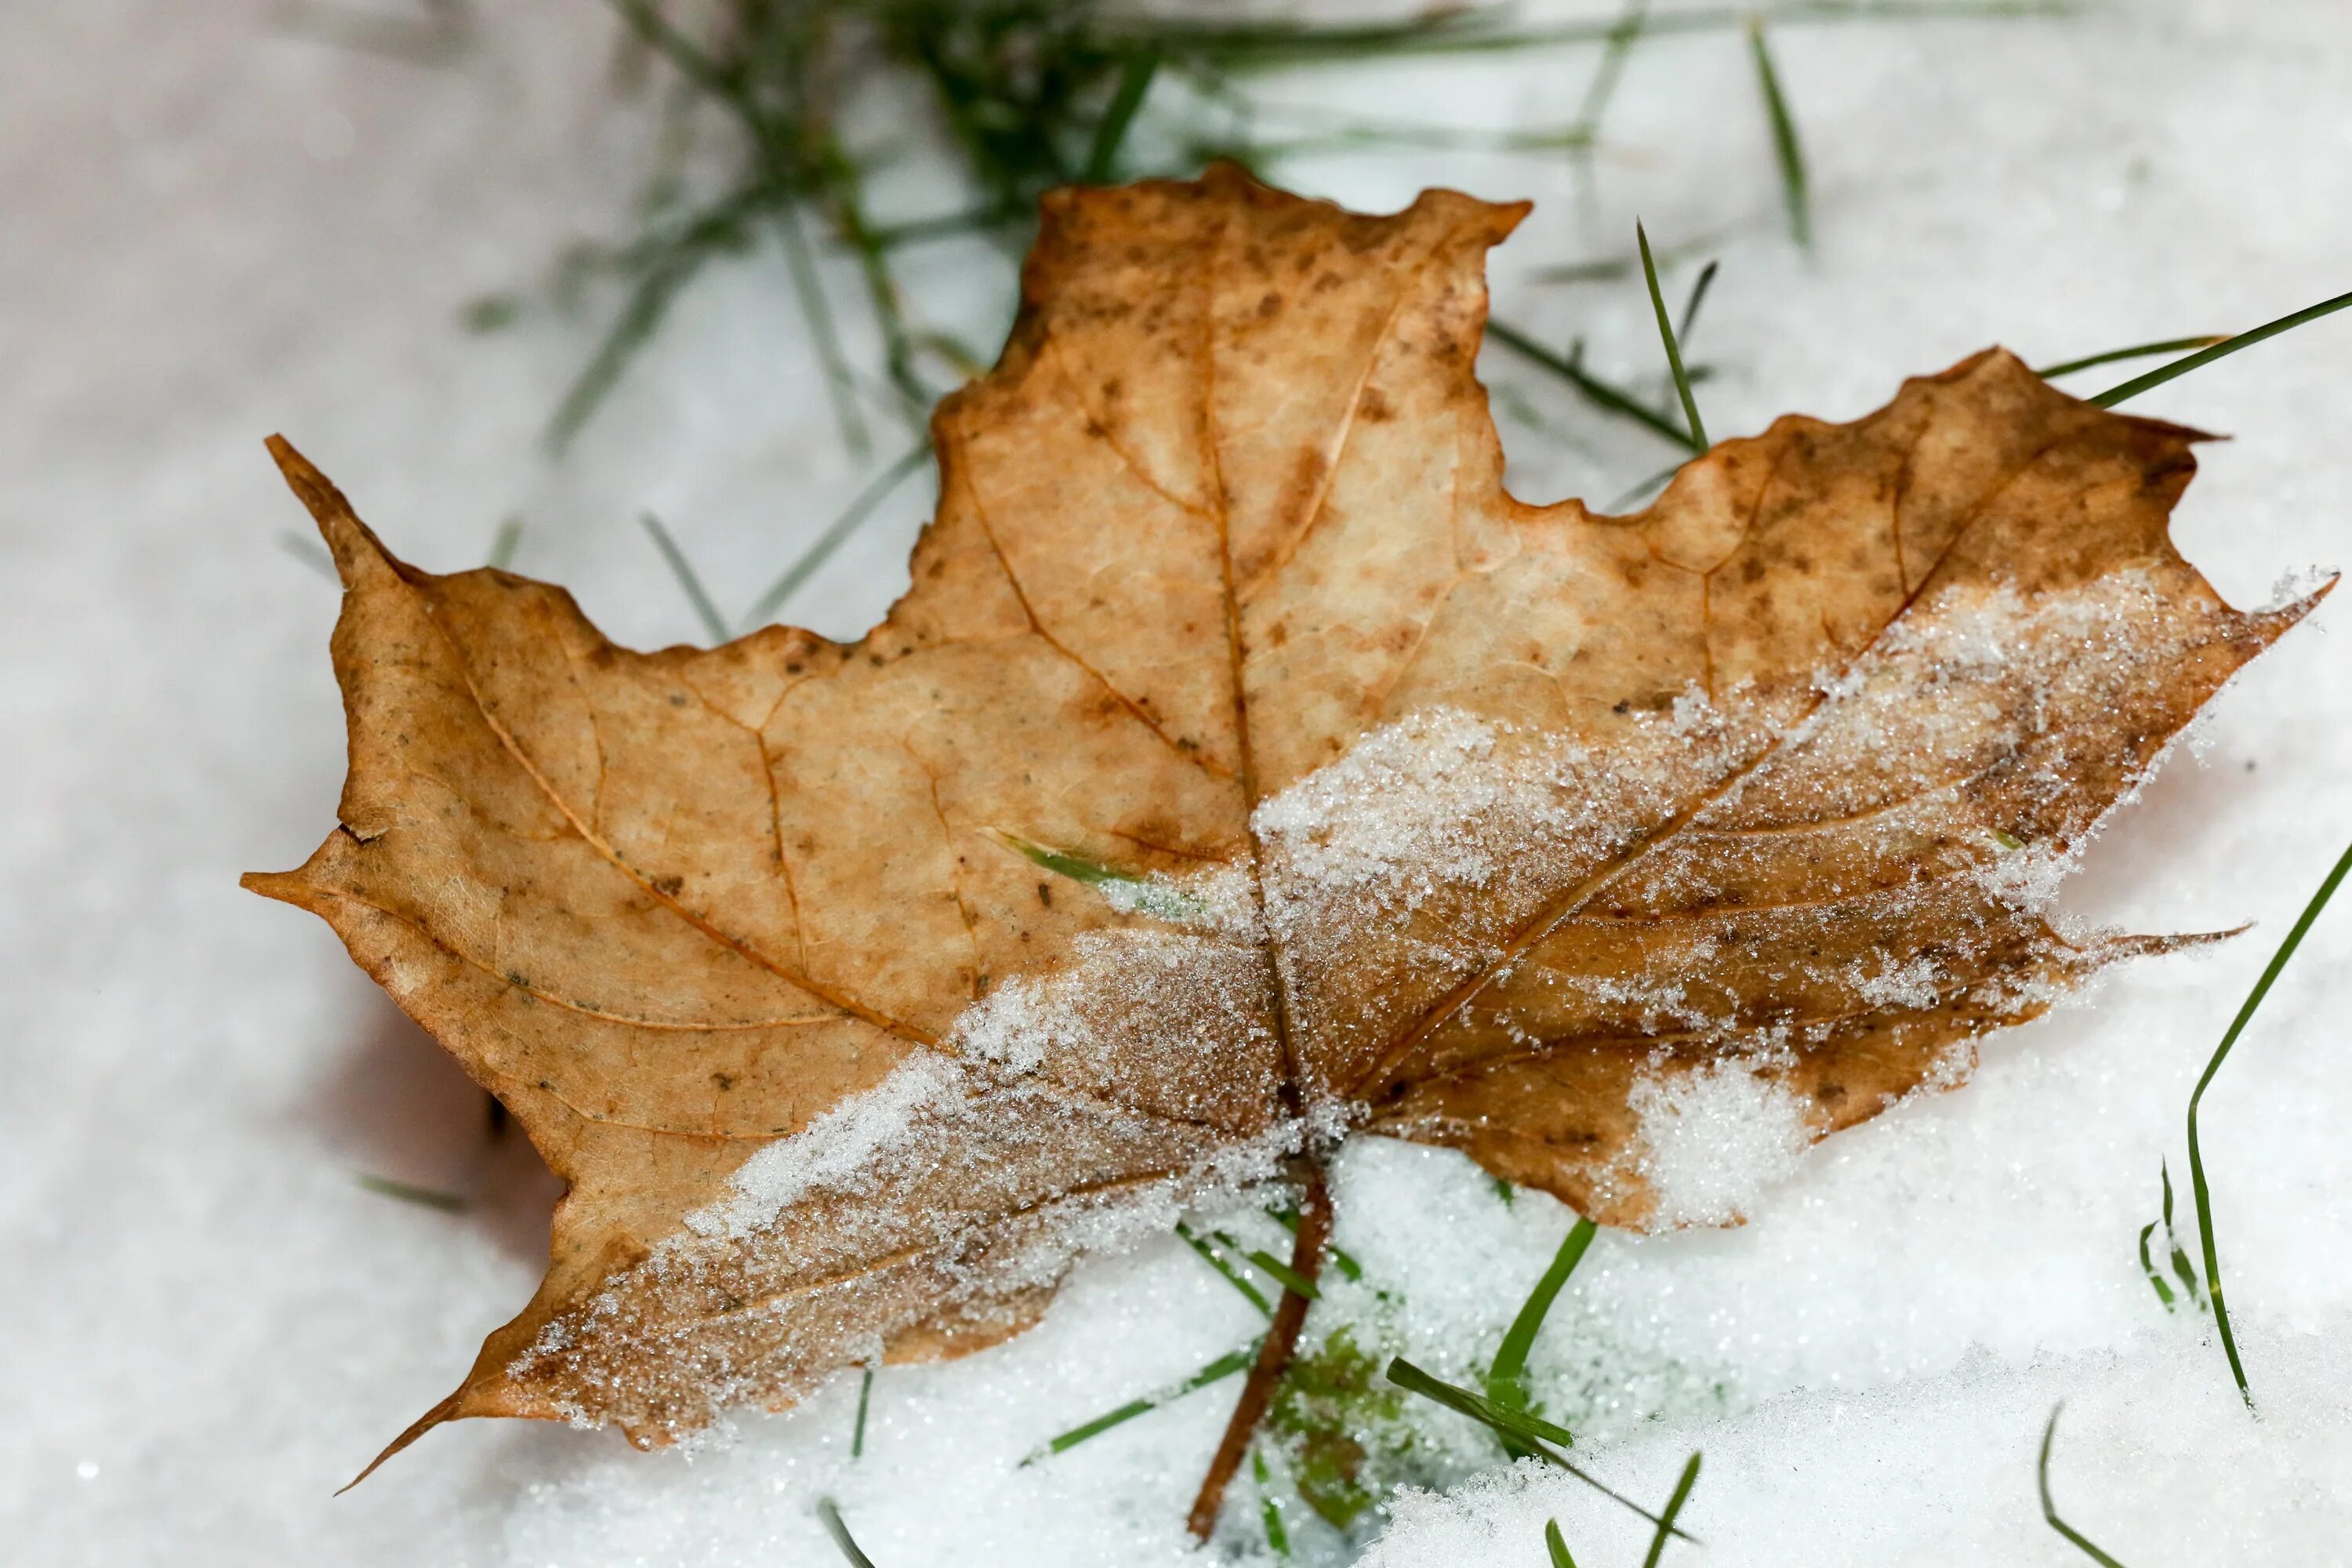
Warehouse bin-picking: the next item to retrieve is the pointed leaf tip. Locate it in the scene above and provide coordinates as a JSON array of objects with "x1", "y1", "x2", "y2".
[
  {"x1": 336, "y1": 1390, "x2": 463, "y2": 1495},
  {"x1": 263, "y1": 437, "x2": 390, "y2": 586}
]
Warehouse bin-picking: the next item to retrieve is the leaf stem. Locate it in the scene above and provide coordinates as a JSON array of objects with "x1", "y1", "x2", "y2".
[{"x1": 1186, "y1": 1158, "x2": 1331, "y2": 1540}]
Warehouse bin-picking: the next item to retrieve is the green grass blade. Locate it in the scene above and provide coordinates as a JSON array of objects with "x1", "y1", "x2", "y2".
[
  {"x1": 1254, "y1": 1448, "x2": 1291, "y2": 1557},
  {"x1": 2158, "y1": 1160, "x2": 2202, "y2": 1308},
  {"x1": 1544, "y1": 1517, "x2": 1579, "y2": 1567},
  {"x1": 1487, "y1": 320, "x2": 1703, "y2": 452},
  {"x1": 1176, "y1": 1222, "x2": 1275, "y2": 1316},
  {"x1": 739, "y1": 444, "x2": 932, "y2": 631},
  {"x1": 1639, "y1": 1452, "x2": 1703, "y2": 1568},
  {"x1": 487, "y1": 515, "x2": 524, "y2": 571},
  {"x1": 279, "y1": 531, "x2": 340, "y2": 583},
  {"x1": 1023, "y1": 1343, "x2": 1258, "y2": 1462},
  {"x1": 1606, "y1": 460, "x2": 1690, "y2": 513},
  {"x1": 354, "y1": 1173, "x2": 466, "y2": 1212},
  {"x1": 982, "y1": 828, "x2": 1210, "y2": 922},
  {"x1": 1267, "y1": 1203, "x2": 1364, "y2": 1281},
  {"x1": 1246, "y1": 1248, "x2": 1321, "y2": 1300},
  {"x1": 2034, "y1": 336, "x2": 2227, "y2": 379},
  {"x1": 637, "y1": 511, "x2": 730, "y2": 644},
  {"x1": 545, "y1": 241, "x2": 712, "y2": 453},
  {"x1": 1570, "y1": 0, "x2": 1650, "y2": 140},
  {"x1": 1170, "y1": 2, "x2": 2074, "y2": 70},
  {"x1": 1385, "y1": 1359, "x2": 1697, "y2": 1541},
  {"x1": 1085, "y1": 48, "x2": 1162, "y2": 183},
  {"x1": 1676, "y1": 260, "x2": 1720, "y2": 345},
  {"x1": 1746, "y1": 23, "x2": 1810, "y2": 247},
  {"x1": 2186, "y1": 836, "x2": 2352, "y2": 1409},
  {"x1": 816, "y1": 1497, "x2": 877, "y2": 1568},
  {"x1": 2092, "y1": 289, "x2": 2352, "y2": 408},
  {"x1": 770, "y1": 195, "x2": 877, "y2": 462},
  {"x1": 542, "y1": 175, "x2": 779, "y2": 455},
  {"x1": 986, "y1": 830, "x2": 1146, "y2": 890},
  {"x1": 1638, "y1": 223, "x2": 1708, "y2": 448},
  {"x1": 852, "y1": 1363, "x2": 873, "y2": 1459},
  {"x1": 1486, "y1": 1216, "x2": 1598, "y2": 1452},
  {"x1": 2136, "y1": 1221, "x2": 2177, "y2": 1311},
  {"x1": 2038, "y1": 1406, "x2": 2129, "y2": 1566},
  {"x1": 1388, "y1": 1356, "x2": 1576, "y2": 1449}
]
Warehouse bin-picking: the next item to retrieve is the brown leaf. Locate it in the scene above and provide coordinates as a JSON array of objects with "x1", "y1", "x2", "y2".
[{"x1": 248, "y1": 167, "x2": 2319, "y2": 1461}]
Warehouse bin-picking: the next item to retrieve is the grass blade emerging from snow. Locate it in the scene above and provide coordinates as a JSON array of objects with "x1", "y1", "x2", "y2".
[
  {"x1": 739, "y1": 443, "x2": 933, "y2": 631},
  {"x1": 852, "y1": 1364, "x2": 873, "y2": 1458},
  {"x1": 487, "y1": 515, "x2": 524, "y2": 570},
  {"x1": 1638, "y1": 222, "x2": 1708, "y2": 447},
  {"x1": 1246, "y1": 1247, "x2": 1322, "y2": 1300},
  {"x1": 1746, "y1": 23, "x2": 1809, "y2": 247},
  {"x1": 1487, "y1": 320, "x2": 1703, "y2": 451},
  {"x1": 1084, "y1": 48, "x2": 1161, "y2": 183},
  {"x1": 1486, "y1": 1216, "x2": 1599, "y2": 1456},
  {"x1": 2038, "y1": 1406, "x2": 2129, "y2": 1566},
  {"x1": 2185, "y1": 836, "x2": 2352, "y2": 1409},
  {"x1": 354, "y1": 1173, "x2": 467, "y2": 1212},
  {"x1": 279, "y1": 531, "x2": 340, "y2": 583},
  {"x1": 1676, "y1": 259, "x2": 1721, "y2": 343},
  {"x1": 2135, "y1": 1218, "x2": 2177, "y2": 1312},
  {"x1": 1254, "y1": 1449, "x2": 1291, "y2": 1556},
  {"x1": 1023, "y1": 1343, "x2": 1260, "y2": 1463},
  {"x1": 2092, "y1": 289, "x2": 2352, "y2": 408},
  {"x1": 1175, "y1": 1222, "x2": 1276, "y2": 1316},
  {"x1": 2159, "y1": 1160, "x2": 2204, "y2": 1309},
  {"x1": 1639, "y1": 1452, "x2": 1703, "y2": 1568},
  {"x1": 1268, "y1": 1204, "x2": 1366, "y2": 1282},
  {"x1": 1545, "y1": 1518, "x2": 1581, "y2": 1567},
  {"x1": 817, "y1": 1497, "x2": 877, "y2": 1568},
  {"x1": 2034, "y1": 335, "x2": 2227, "y2": 379},
  {"x1": 637, "y1": 511, "x2": 729, "y2": 643},
  {"x1": 1385, "y1": 1359, "x2": 1697, "y2": 1541}
]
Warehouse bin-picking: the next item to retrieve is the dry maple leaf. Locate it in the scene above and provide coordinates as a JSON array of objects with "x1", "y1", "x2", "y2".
[{"x1": 248, "y1": 168, "x2": 2317, "y2": 1501}]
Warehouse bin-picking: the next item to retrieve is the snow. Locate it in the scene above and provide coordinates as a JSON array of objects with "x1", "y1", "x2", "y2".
[
  {"x1": 1626, "y1": 1060, "x2": 1812, "y2": 1230},
  {"x1": 1363, "y1": 1318, "x2": 2352, "y2": 1566},
  {"x1": 8, "y1": 1, "x2": 2352, "y2": 1563}
]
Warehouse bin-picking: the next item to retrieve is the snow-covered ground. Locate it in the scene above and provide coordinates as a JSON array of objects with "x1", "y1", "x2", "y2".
[{"x1": 6, "y1": 2, "x2": 2352, "y2": 1563}]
